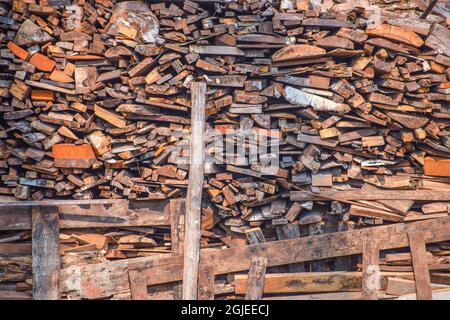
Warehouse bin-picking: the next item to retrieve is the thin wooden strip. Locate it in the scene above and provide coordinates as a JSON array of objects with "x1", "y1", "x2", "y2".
[
  {"x1": 235, "y1": 271, "x2": 415, "y2": 294},
  {"x1": 291, "y1": 189, "x2": 450, "y2": 201}
]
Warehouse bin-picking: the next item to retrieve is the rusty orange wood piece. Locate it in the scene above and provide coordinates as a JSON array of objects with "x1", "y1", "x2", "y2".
[
  {"x1": 52, "y1": 144, "x2": 96, "y2": 169},
  {"x1": 29, "y1": 53, "x2": 56, "y2": 72},
  {"x1": 7, "y1": 41, "x2": 29, "y2": 60},
  {"x1": 424, "y1": 157, "x2": 450, "y2": 177}
]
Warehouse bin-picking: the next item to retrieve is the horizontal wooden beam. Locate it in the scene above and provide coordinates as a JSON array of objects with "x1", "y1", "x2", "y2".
[
  {"x1": 290, "y1": 189, "x2": 450, "y2": 201},
  {"x1": 0, "y1": 199, "x2": 171, "y2": 230},
  {"x1": 234, "y1": 272, "x2": 415, "y2": 294},
  {"x1": 0, "y1": 199, "x2": 120, "y2": 207},
  {"x1": 60, "y1": 216, "x2": 450, "y2": 299}
]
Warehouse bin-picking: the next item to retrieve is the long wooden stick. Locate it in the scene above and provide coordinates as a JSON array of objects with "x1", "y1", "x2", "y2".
[
  {"x1": 291, "y1": 189, "x2": 450, "y2": 201},
  {"x1": 420, "y1": 0, "x2": 438, "y2": 19},
  {"x1": 182, "y1": 82, "x2": 206, "y2": 300}
]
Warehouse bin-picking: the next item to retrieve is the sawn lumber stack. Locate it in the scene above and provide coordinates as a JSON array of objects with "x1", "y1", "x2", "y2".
[{"x1": 0, "y1": 0, "x2": 450, "y2": 300}]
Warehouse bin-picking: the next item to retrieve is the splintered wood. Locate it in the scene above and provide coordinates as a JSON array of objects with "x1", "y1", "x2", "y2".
[{"x1": 0, "y1": 0, "x2": 450, "y2": 301}]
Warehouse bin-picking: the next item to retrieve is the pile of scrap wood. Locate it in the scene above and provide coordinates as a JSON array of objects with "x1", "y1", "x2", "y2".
[{"x1": 0, "y1": 0, "x2": 450, "y2": 300}]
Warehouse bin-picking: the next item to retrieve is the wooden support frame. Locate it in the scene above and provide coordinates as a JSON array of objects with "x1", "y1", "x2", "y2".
[
  {"x1": 182, "y1": 82, "x2": 207, "y2": 300},
  {"x1": 59, "y1": 216, "x2": 450, "y2": 299},
  {"x1": 0, "y1": 198, "x2": 174, "y2": 300}
]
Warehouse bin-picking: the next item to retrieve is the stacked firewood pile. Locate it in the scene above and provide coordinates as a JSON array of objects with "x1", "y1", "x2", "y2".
[{"x1": 1, "y1": 0, "x2": 450, "y2": 300}]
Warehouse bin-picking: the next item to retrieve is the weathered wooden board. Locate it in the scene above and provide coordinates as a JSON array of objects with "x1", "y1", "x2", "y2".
[{"x1": 0, "y1": 199, "x2": 170, "y2": 230}]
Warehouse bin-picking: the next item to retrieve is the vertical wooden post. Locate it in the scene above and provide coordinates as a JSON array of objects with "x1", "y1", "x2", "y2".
[
  {"x1": 198, "y1": 264, "x2": 215, "y2": 300},
  {"x1": 129, "y1": 269, "x2": 148, "y2": 300},
  {"x1": 182, "y1": 81, "x2": 206, "y2": 300},
  {"x1": 32, "y1": 206, "x2": 60, "y2": 300},
  {"x1": 407, "y1": 225, "x2": 432, "y2": 300},
  {"x1": 245, "y1": 257, "x2": 267, "y2": 300},
  {"x1": 362, "y1": 236, "x2": 380, "y2": 300},
  {"x1": 170, "y1": 199, "x2": 186, "y2": 300}
]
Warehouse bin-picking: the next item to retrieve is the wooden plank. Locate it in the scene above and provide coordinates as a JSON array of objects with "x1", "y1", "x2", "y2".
[
  {"x1": 32, "y1": 206, "x2": 60, "y2": 300},
  {"x1": 394, "y1": 288, "x2": 450, "y2": 300},
  {"x1": 59, "y1": 216, "x2": 450, "y2": 299},
  {"x1": 0, "y1": 199, "x2": 171, "y2": 230},
  {"x1": 198, "y1": 264, "x2": 215, "y2": 300},
  {"x1": 245, "y1": 257, "x2": 267, "y2": 300},
  {"x1": 264, "y1": 292, "x2": 362, "y2": 300},
  {"x1": 182, "y1": 82, "x2": 206, "y2": 300},
  {"x1": 235, "y1": 271, "x2": 414, "y2": 294},
  {"x1": 407, "y1": 224, "x2": 433, "y2": 300},
  {"x1": 362, "y1": 235, "x2": 380, "y2": 300},
  {"x1": 170, "y1": 199, "x2": 186, "y2": 300},
  {"x1": 290, "y1": 189, "x2": 450, "y2": 201},
  {"x1": 386, "y1": 277, "x2": 448, "y2": 296}
]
